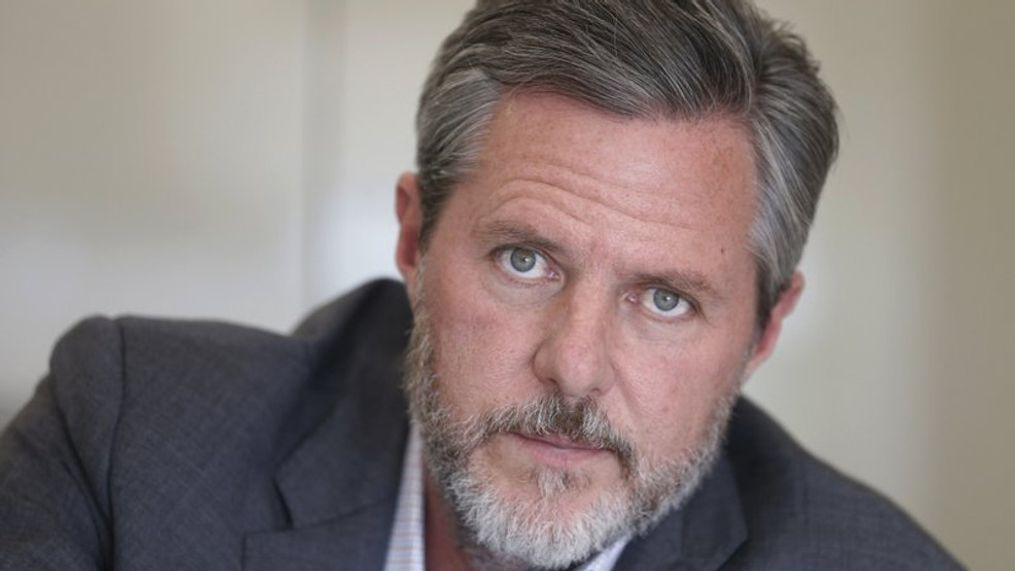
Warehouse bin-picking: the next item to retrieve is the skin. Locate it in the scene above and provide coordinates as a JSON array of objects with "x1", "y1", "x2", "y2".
[{"x1": 394, "y1": 93, "x2": 803, "y2": 570}]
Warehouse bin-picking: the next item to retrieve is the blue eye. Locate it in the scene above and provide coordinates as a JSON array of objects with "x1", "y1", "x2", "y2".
[
  {"x1": 497, "y1": 247, "x2": 552, "y2": 280},
  {"x1": 641, "y1": 287, "x2": 692, "y2": 318},
  {"x1": 509, "y1": 247, "x2": 537, "y2": 272}
]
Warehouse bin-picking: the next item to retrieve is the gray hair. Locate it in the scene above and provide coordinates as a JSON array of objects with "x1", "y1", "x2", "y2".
[{"x1": 415, "y1": 0, "x2": 838, "y2": 326}]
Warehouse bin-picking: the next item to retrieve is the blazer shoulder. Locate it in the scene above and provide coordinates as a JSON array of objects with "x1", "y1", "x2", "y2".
[
  {"x1": 40, "y1": 278, "x2": 410, "y2": 461},
  {"x1": 47, "y1": 312, "x2": 313, "y2": 466},
  {"x1": 1, "y1": 280, "x2": 411, "y2": 569},
  {"x1": 114, "y1": 312, "x2": 310, "y2": 398},
  {"x1": 724, "y1": 400, "x2": 964, "y2": 570},
  {"x1": 0, "y1": 313, "x2": 299, "y2": 569}
]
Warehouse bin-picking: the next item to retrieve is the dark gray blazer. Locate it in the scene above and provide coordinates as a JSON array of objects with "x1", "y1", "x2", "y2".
[{"x1": 0, "y1": 280, "x2": 962, "y2": 570}]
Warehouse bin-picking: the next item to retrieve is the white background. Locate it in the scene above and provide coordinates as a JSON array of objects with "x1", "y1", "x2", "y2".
[{"x1": 2, "y1": 1, "x2": 1012, "y2": 568}]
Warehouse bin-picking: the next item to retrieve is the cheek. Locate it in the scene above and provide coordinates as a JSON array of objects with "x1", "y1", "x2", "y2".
[
  {"x1": 611, "y1": 337, "x2": 747, "y2": 457},
  {"x1": 426, "y1": 269, "x2": 545, "y2": 414}
]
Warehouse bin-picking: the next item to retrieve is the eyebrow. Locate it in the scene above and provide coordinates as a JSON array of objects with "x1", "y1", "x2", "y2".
[
  {"x1": 629, "y1": 270, "x2": 723, "y2": 304},
  {"x1": 472, "y1": 220, "x2": 568, "y2": 259}
]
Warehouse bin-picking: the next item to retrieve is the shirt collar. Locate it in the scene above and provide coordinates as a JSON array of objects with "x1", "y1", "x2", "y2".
[{"x1": 383, "y1": 424, "x2": 426, "y2": 570}]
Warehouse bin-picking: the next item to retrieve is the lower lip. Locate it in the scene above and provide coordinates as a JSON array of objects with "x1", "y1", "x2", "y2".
[{"x1": 507, "y1": 432, "x2": 610, "y2": 467}]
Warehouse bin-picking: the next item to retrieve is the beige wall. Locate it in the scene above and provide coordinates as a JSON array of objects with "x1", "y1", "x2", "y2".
[
  {"x1": 1, "y1": 1, "x2": 1012, "y2": 568},
  {"x1": 0, "y1": 0, "x2": 306, "y2": 408}
]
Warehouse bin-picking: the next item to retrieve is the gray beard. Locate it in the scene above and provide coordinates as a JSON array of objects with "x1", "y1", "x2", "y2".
[{"x1": 403, "y1": 276, "x2": 740, "y2": 570}]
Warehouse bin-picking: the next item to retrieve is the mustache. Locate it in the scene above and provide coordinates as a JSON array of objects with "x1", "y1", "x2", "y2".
[{"x1": 472, "y1": 393, "x2": 636, "y2": 474}]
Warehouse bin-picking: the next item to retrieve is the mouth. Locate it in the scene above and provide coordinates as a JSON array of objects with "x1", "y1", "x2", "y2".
[
  {"x1": 516, "y1": 432, "x2": 605, "y2": 450},
  {"x1": 507, "y1": 431, "x2": 611, "y2": 467}
]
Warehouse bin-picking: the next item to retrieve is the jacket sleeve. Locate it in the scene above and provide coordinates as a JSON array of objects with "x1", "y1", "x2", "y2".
[{"x1": 0, "y1": 317, "x2": 123, "y2": 570}]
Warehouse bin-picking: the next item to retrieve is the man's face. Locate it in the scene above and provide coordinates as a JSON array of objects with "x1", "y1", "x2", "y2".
[{"x1": 397, "y1": 93, "x2": 782, "y2": 567}]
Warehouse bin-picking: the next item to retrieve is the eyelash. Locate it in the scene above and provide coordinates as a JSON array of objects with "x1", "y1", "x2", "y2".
[
  {"x1": 493, "y1": 246, "x2": 559, "y2": 283},
  {"x1": 633, "y1": 287, "x2": 696, "y2": 321}
]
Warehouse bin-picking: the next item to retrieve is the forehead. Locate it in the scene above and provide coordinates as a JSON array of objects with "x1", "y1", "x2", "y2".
[{"x1": 450, "y1": 92, "x2": 758, "y2": 257}]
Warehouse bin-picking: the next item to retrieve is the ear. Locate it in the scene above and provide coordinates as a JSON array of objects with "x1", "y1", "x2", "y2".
[
  {"x1": 743, "y1": 271, "x2": 804, "y2": 379},
  {"x1": 395, "y1": 172, "x2": 424, "y2": 300}
]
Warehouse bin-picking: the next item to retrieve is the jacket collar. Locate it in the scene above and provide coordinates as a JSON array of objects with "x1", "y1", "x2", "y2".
[
  {"x1": 242, "y1": 382, "x2": 408, "y2": 571},
  {"x1": 244, "y1": 280, "x2": 413, "y2": 570},
  {"x1": 614, "y1": 453, "x2": 747, "y2": 570}
]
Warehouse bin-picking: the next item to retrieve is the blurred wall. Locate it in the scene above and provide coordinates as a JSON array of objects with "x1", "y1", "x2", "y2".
[
  {"x1": 0, "y1": 0, "x2": 306, "y2": 412},
  {"x1": 1, "y1": 1, "x2": 1012, "y2": 569}
]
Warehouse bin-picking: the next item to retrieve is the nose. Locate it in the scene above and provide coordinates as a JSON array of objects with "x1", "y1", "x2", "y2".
[{"x1": 532, "y1": 286, "x2": 616, "y2": 400}]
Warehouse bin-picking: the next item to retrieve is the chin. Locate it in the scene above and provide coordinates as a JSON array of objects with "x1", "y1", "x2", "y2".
[{"x1": 445, "y1": 451, "x2": 637, "y2": 569}]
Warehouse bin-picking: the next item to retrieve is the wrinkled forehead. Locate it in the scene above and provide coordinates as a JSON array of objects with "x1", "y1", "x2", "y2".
[{"x1": 469, "y1": 93, "x2": 758, "y2": 242}]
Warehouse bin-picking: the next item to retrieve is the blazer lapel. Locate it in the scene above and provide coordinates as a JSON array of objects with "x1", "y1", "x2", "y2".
[
  {"x1": 614, "y1": 455, "x2": 747, "y2": 571},
  {"x1": 242, "y1": 503, "x2": 400, "y2": 571},
  {"x1": 244, "y1": 280, "x2": 414, "y2": 570}
]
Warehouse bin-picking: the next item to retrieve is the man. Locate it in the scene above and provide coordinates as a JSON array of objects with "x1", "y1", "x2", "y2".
[{"x1": 0, "y1": 1, "x2": 961, "y2": 570}]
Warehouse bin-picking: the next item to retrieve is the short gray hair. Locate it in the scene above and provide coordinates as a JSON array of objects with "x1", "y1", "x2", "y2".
[{"x1": 415, "y1": 0, "x2": 838, "y2": 326}]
